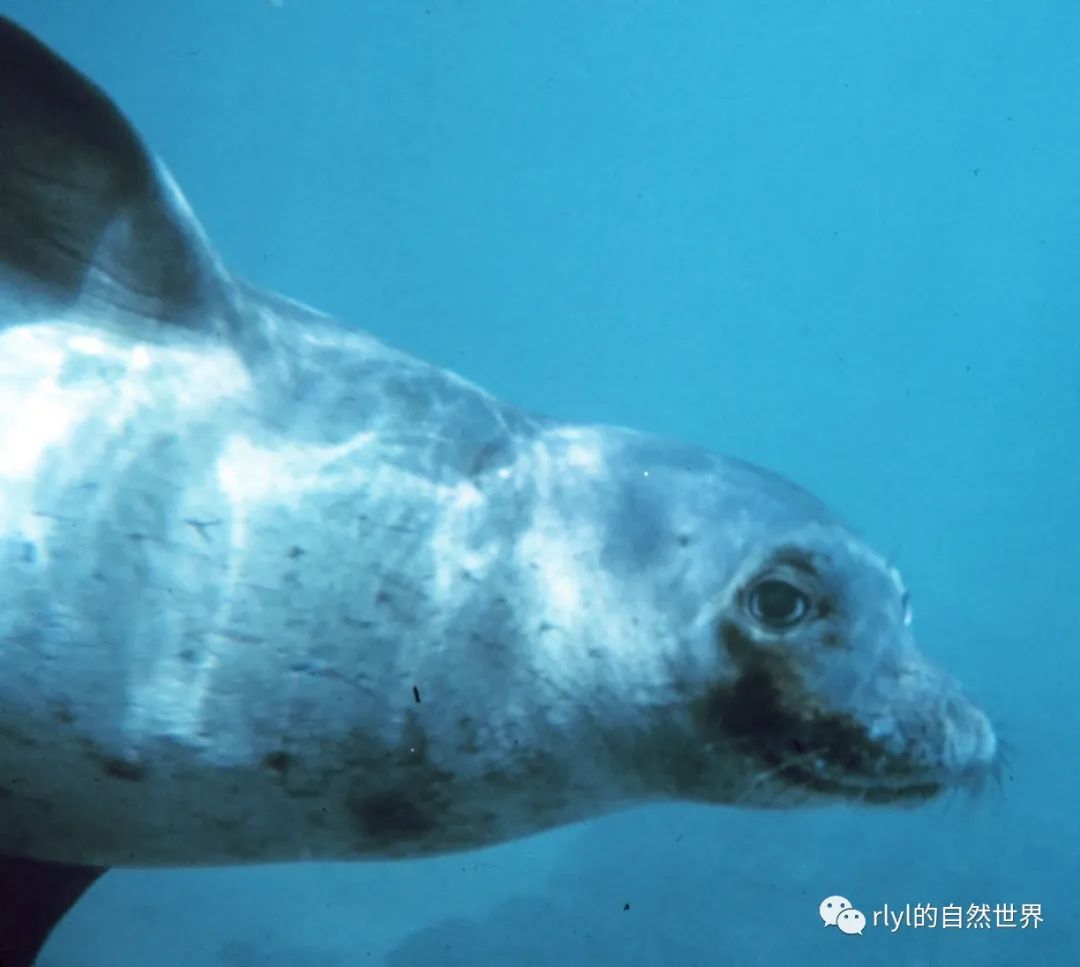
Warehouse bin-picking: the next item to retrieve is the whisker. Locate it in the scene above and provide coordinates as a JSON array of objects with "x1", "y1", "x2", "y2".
[{"x1": 732, "y1": 748, "x2": 826, "y2": 806}]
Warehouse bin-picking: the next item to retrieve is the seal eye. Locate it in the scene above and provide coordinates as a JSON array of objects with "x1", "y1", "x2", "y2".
[{"x1": 747, "y1": 579, "x2": 810, "y2": 630}]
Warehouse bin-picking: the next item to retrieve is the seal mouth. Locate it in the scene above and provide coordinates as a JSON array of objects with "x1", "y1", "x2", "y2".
[
  {"x1": 754, "y1": 750, "x2": 946, "y2": 805},
  {"x1": 770, "y1": 732, "x2": 1005, "y2": 805},
  {"x1": 720, "y1": 701, "x2": 950, "y2": 807},
  {"x1": 700, "y1": 622, "x2": 995, "y2": 807}
]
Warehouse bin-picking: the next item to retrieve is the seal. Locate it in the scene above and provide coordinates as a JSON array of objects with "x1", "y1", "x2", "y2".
[{"x1": 0, "y1": 16, "x2": 998, "y2": 964}]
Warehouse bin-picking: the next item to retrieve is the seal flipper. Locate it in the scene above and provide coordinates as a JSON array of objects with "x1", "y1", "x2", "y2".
[
  {"x1": 0, "y1": 854, "x2": 105, "y2": 966},
  {"x1": 0, "y1": 16, "x2": 231, "y2": 329}
]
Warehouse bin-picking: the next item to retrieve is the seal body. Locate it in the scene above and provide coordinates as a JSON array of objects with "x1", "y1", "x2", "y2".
[{"x1": 0, "y1": 15, "x2": 997, "y2": 881}]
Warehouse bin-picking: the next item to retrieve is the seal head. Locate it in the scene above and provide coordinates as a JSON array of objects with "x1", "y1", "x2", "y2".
[
  {"x1": 692, "y1": 525, "x2": 995, "y2": 805},
  {"x1": 489, "y1": 431, "x2": 998, "y2": 815}
]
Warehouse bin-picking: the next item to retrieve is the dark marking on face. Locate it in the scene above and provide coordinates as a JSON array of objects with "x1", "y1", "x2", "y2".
[
  {"x1": 693, "y1": 621, "x2": 941, "y2": 802},
  {"x1": 287, "y1": 545, "x2": 305, "y2": 559},
  {"x1": 101, "y1": 757, "x2": 146, "y2": 782}
]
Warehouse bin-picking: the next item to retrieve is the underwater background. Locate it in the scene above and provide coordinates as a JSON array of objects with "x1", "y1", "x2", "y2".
[{"x1": 6, "y1": 1, "x2": 1078, "y2": 964}]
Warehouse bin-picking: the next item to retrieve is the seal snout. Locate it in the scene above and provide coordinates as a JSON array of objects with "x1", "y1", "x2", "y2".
[
  {"x1": 847, "y1": 669, "x2": 1001, "y2": 802},
  {"x1": 939, "y1": 697, "x2": 998, "y2": 789}
]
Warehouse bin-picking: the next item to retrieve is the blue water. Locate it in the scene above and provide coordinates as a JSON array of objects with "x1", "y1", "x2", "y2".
[{"x1": 7, "y1": 1, "x2": 1078, "y2": 964}]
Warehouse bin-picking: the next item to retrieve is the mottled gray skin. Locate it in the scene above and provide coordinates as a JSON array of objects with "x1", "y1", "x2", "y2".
[{"x1": 0, "y1": 17, "x2": 996, "y2": 871}]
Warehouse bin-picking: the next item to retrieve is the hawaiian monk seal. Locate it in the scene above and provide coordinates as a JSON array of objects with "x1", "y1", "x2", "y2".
[{"x1": 0, "y1": 15, "x2": 997, "y2": 964}]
